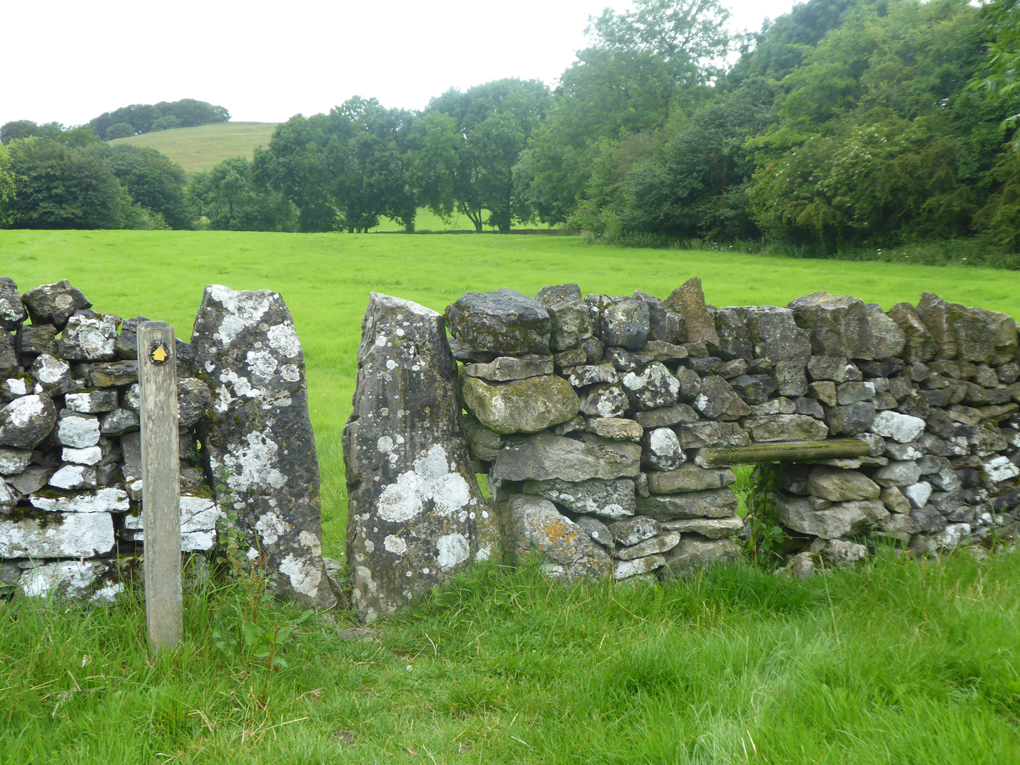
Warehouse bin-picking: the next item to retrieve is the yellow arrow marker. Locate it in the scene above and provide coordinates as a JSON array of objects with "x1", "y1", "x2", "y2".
[{"x1": 151, "y1": 345, "x2": 168, "y2": 363}]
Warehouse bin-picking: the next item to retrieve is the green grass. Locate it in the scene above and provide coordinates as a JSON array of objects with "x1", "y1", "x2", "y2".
[
  {"x1": 4, "y1": 229, "x2": 1019, "y2": 557},
  {"x1": 1, "y1": 548, "x2": 1017, "y2": 763},
  {"x1": 3, "y1": 230, "x2": 1020, "y2": 762},
  {"x1": 109, "y1": 123, "x2": 279, "y2": 176}
]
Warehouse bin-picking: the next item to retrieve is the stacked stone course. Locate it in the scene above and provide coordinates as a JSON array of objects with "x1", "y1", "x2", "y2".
[
  {"x1": 436, "y1": 279, "x2": 1020, "y2": 584},
  {"x1": 1, "y1": 278, "x2": 333, "y2": 608}
]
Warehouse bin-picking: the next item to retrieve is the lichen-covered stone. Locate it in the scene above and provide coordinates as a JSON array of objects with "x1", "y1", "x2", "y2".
[
  {"x1": 635, "y1": 488, "x2": 739, "y2": 521},
  {"x1": 16, "y1": 324, "x2": 58, "y2": 356},
  {"x1": 712, "y1": 307, "x2": 752, "y2": 360},
  {"x1": 493, "y1": 432, "x2": 641, "y2": 482},
  {"x1": 586, "y1": 294, "x2": 650, "y2": 350},
  {"x1": 825, "y1": 402, "x2": 876, "y2": 436},
  {"x1": 462, "y1": 355, "x2": 554, "y2": 382},
  {"x1": 566, "y1": 363, "x2": 619, "y2": 387},
  {"x1": 579, "y1": 384, "x2": 630, "y2": 419},
  {"x1": 775, "y1": 494, "x2": 888, "y2": 538},
  {"x1": 866, "y1": 304, "x2": 906, "y2": 360},
  {"x1": 641, "y1": 427, "x2": 685, "y2": 471},
  {"x1": 659, "y1": 537, "x2": 741, "y2": 579},
  {"x1": 661, "y1": 516, "x2": 743, "y2": 538},
  {"x1": 647, "y1": 465, "x2": 736, "y2": 494},
  {"x1": 0, "y1": 447, "x2": 31, "y2": 476},
  {"x1": 18, "y1": 560, "x2": 121, "y2": 602},
  {"x1": 666, "y1": 278, "x2": 719, "y2": 347},
  {"x1": 0, "y1": 277, "x2": 26, "y2": 331},
  {"x1": 57, "y1": 412, "x2": 101, "y2": 448},
  {"x1": 461, "y1": 374, "x2": 579, "y2": 434},
  {"x1": 536, "y1": 284, "x2": 593, "y2": 351},
  {"x1": 122, "y1": 495, "x2": 225, "y2": 552},
  {"x1": 614, "y1": 531, "x2": 681, "y2": 560},
  {"x1": 634, "y1": 291, "x2": 684, "y2": 344},
  {"x1": 744, "y1": 414, "x2": 829, "y2": 443},
  {"x1": 100, "y1": 408, "x2": 139, "y2": 436},
  {"x1": 694, "y1": 376, "x2": 751, "y2": 420},
  {"x1": 55, "y1": 309, "x2": 121, "y2": 361},
  {"x1": 446, "y1": 289, "x2": 551, "y2": 355},
  {"x1": 622, "y1": 362, "x2": 680, "y2": 411},
  {"x1": 614, "y1": 554, "x2": 668, "y2": 580},
  {"x1": 632, "y1": 403, "x2": 699, "y2": 429},
  {"x1": 65, "y1": 390, "x2": 118, "y2": 414},
  {"x1": 740, "y1": 306, "x2": 811, "y2": 364},
  {"x1": 0, "y1": 329, "x2": 16, "y2": 377},
  {"x1": 343, "y1": 293, "x2": 498, "y2": 621},
  {"x1": 807, "y1": 466, "x2": 880, "y2": 502},
  {"x1": 675, "y1": 421, "x2": 750, "y2": 449},
  {"x1": 0, "y1": 394, "x2": 57, "y2": 449},
  {"x1": 609, "y1": 516, "x2": 661, "y2": 546},
  {"x1": 729, "y1": 374, "x2": 778, "y2": 405},
  {"x1": 504, "y1": 495, "x2": 611, "y2": 581},
  {"x1": 21, "y1": 279, "x2": 91, "y2": 330},
  {"x1": 0, "y1": 512, "x2": 115, "y2": 558},
  {"x1": 194, "y1": 284, "x2": 334, "y2": 610},
  {"x1": 788, "y1": 292, "x2": 874, "y2": 360},
  {"x1": 85, "y1": 360, "x2": 138, "y2": 387},
  {"x1": 523, "y1": 477, "x2": 636, "y2": 519}
]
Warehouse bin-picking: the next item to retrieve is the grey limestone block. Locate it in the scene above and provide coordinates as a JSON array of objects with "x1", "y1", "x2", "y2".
[
  {"x1": 21, "y1": 279, "x2": 92, "y2": 330},
  {"x1": 635, "y1": 487, "x2": 739, "y2": 521},
  {"x1": 55, "y1": 309, "x2": 121, "y2": 361},
  {"x1": 788, "y1": 292, "x2": 874, "y2": 360},
  {"x1": 0, "y1": 394, "x2": 57, "y2": 450},
  {"x1": 536, "y1": 284, "x2": 593, "y2": 351},
  {"x1": 493, "y1": 431, "x2": 640, "y2": 483},
  {"x1": 446, "y1": 289, "x2": 551, "y2": 356},
  {"x1": 586, "y1": 294, "x2": 650, "y2": 350},
  {"x1": 505, "y1": 495, "x2": 611, "y2": 581},
  {"x1": 0, "y1": 277, "x2": 26, "y2": 331},
  {"x1": 193, "y1": 284, "x2": 335, "y2": 611},
  {"x1": 461, "y1": 374, "x2": 579, "y2": 435},
  {"x1": 462, "y1": 354, "x2": 554, "y2": 382},
  {"x1": 342, "y1": 293, "x2": 499, "y2": 622},
  {"x1": 666, "y1": 278, "x2": 719, "y2": 348},
  {"x1": 522, "y1": 477, "x2": 636, "y2": 519}
]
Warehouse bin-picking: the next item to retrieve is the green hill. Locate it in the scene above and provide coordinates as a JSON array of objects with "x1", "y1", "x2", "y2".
[{"x1": 108, "y1": 122, "x2": 278, "y2": 175}]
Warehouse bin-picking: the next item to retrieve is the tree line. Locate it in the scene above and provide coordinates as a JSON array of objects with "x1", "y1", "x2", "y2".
[{"x1": 1, "y1": 0, "x2": 1018, "y2": 254}]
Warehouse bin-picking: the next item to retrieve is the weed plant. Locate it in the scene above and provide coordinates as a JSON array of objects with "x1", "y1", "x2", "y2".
[{"x1": 1, "y1": 549, "x2": 1018, "y2": 763}]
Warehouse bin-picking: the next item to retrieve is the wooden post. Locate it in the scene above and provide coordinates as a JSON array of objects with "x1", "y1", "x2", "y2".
[{"x1": 139, "y1": 321, "x2": 182, "y2": 654}]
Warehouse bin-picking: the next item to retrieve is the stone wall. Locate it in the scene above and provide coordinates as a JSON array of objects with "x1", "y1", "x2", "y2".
[
  {"x1": 0, "y1": 278, "x2": 333, "y2": 608},
  {"x1": 345, "y1": 281, "x2": 1020, "y2": 619}
]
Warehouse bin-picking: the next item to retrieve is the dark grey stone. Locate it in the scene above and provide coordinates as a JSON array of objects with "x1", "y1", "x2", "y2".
[
  {"x1": 536, "y1": 284, "x2": 593, "y2": 351},
  {"x1": 633, "y1": 291, "x2": 684, "y2": 344},
  {"x1": 21, "y1": 280, "x2": 92, "y2": 330},
  {"x1": 694, "y1": 376, "x2": 751, "y2": 420},
  {"x1": 579, "y1": 384, "x2": 630, "y2": 419},
  {"x1": 788, "y1": 292, "x2": 874, "y2": 359},
  {"x1": 493, "y1": 431, "x2": 641, "y2": 482},
  {"x1": 445, "y1": 289, "x2": 551, "y2": 356},
  {"x1": 0, "y1": 278, "x2": 26, "y2": 331},
  {"x1": 740, "y1": 306, "x2": 811, "y2": 364},
  {"x1": 523, "y1": 477, "x2": 636, "y2": 519},
  {"x1": 730, "y1": 374, "x2": 777, "y2": 405},
  {"x1": 194, "y1": 284, "x2": 335, "y2": 610},
  {"x1": 586, "y1": 295, "x2": 649, "y2": 350},
  {"x1": 711, "y1": 307, "x2": 752, "y2": 360},
  {"x1": 621, "y1": 362, "x2": 680, "y2": 411},
  {"x1": 825, "y1": 402, "x2": 875, "y2": 436},
  {"x1": 0, "y1": 395, "x2": 57, "y2": 449},
  {"x1": 177, "y1": 378, "x2": 213, "y2": 428},
  {"x1": 16, "y1": 324, "x2": 57, "y2": 356},
  {"x1": 632, "y1": 403, "x2": 699, "y2": 429},
  {"x1": 0, "y1": 329, "x2": 16, "y2": 377},
  {"x1": 635, "y1": 488, "x2": 739, "y2": 521}
]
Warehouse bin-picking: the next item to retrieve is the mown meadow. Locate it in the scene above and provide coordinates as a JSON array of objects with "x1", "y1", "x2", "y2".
[{"x1": 2, "y1": 230, "x2": 1019, "y2": 763}]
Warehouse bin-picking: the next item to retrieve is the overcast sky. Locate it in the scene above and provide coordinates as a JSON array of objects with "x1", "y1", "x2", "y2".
[{"x1": 4, "y1": 0, "x2": 798, "y2": 128}]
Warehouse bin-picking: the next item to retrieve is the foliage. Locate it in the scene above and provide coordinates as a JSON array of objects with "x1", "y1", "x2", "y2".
[
  {"x1": 190, "y1": 156, "x2": 297, "y2": 232},
  {"x1": 970, "y1": 0, "x2": 1020, "y2": 144},
  {"x1": 103, "y1": 122, "x2": 135, "y2": 140},
  {"x1": 1, "y1": 121, "x2": 100, "y2": 148},
  {"x1": 3, "y1": 139, "x2": 129, "y2": 229},
  {"x1": 89, "y1": 99, "x2": 230, "y2": 139},
  {"x1": 743, "y1": 464, "x2": 788, "y2": 567},
  {"x1": 0, "y1": 144, "x2": 15, "y2": 227},
  {"x1": 87, "y1": 143, "x2": 192, "y2": 229},
  {"x1": 414, "y1": 79, "x2": 550, "y2": 233},
  {"x1": 519, "y1": 0, "x2": 732, "y2": 225}
]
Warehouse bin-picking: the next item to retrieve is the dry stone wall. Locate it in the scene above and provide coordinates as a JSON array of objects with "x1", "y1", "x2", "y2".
[
  {"x1": 0, "y1": 278, "x2": 333, "y2": 608},
  {"x1": 345, "y1": 279, "x2": 1020, "y2": 617}
]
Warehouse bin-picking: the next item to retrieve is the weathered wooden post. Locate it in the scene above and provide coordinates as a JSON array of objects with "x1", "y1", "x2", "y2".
[{"x1": 138, "y1": 321, "x2": 182, "y2": 654}]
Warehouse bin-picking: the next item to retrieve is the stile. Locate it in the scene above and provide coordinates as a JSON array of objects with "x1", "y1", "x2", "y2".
[{"x1": 139, "y1": 322, "x2": 182, "y2": 654}]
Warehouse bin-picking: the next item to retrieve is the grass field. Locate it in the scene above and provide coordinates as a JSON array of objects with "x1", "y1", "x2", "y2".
[
  {"x1": 4, "y1": 229, "x2": 1018, "y2": 556},
  {"x1": 2, "y1": 230, "x2": 1019, "y2": 763},
  {"x1": 109, "y1": 122, "x2": 279, "y2": 175}
]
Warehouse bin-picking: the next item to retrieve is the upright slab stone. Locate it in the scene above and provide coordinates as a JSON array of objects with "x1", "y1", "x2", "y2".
[
  {"x1": 343, "y1": 293, "x2": 501, "y2": 623},
  {"x1": 191, "y1": 284, "x2": 334, "y2": 609}
]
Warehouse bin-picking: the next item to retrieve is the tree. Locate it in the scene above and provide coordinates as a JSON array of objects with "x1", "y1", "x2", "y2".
[
  {"x1": 105, "y1": 123, "x2": 135, "y2": 140},
  {"x1": 87, "y1": 143, "x2": 192, "y2": 229},
  {"x1": 189, "y1": 156, "x2": 297, "y2": 232},
  {"x1": 89, "y1": 99, "x2": 230, "y2": 138},
  {"x1": 518, "y1": 0, "x2": 732, "y2": 224},
  {"x1": 4, "y1": 139, "x2": 128, "y2": 229},
  {"x1": 413, "y1": 79, "x2": 551, "y2": 232},
  {"x1": 971, "y1": 0, "x2": 1020, "y2": 147},
  {"x1": 0, "y1": 144, "x2": 16, "y2": 226}
]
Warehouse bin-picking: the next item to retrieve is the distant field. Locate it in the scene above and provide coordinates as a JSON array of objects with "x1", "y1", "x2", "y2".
[
  {"x1": 109, "y1": 122, "x2": 278, "y2": 175},
  {"x1": 4, "y1": 230, "x2": 1019, "y2": 555}
]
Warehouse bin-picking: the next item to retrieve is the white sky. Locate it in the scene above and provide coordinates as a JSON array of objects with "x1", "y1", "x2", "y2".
[{"x1": 3, "y1": 0, "x2": 798, "y2": 128}]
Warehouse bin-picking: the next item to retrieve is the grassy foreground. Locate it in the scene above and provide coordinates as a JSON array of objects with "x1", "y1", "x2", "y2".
[
  {"x1": 4, "y1": 229, "x2": 1019, "y2": 556},
  {"x1": 1, "y1": 549, "x2": 1018, "y2": 763},
  {"x1": 109, "y1": 123, "x2": 279, "y2": 176}
]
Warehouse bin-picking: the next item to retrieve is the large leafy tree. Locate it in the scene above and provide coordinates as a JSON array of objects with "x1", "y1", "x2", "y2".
[
  {"x1": 518, "y1": 0, "x2": 732, "y2": 224},
  {"x1": 87, "y1": 143, "x2": 191, "y2": 229},
  {"x1": 3, "y1": 139, "x2": 129, "y2": 229},
  {"x1": 189, "y1": 156, "x2": 297, "y2": 232},
  {"x1": 413, "y1": 79, "x2": 550, "y2": 233}
]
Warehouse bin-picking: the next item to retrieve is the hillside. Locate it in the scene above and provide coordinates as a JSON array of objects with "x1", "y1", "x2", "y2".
[{"x1": 108, "y1": 121, "x2": 278, "y2": 175}]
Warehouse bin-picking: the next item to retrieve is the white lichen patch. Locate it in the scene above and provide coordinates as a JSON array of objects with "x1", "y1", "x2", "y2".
[
  {"x1": 246, "y1": 350, "x2": 278, "y2": 380},
  {"x1": 0, "y1": 513, "x2": 114, "y2": 559},
  {"x1": 280, "y1": 364, "x2": 301, "y2": 382},
  {"x1": 208, "y1": 285, "x2": 275, "y2": 346},
  {"x1": 7, "y1": 395, "x2": 45, "y2": 427},
  {"x1": 377, "y1": 436, "x2": 394, "y2": 453},
  {"x1": 279, "y1": 553, "x2": 323, "y2": 599},
  {"x1": 436, "y1": 533, "x2": 470, "y2": 571},
  {"x1": 267, "y1": 324, "x2": 301, "y2": 358},
  {"x1": 254, "y1": 511, "x2": 291, "y2": 546},
  {"x1": 376, "y1": 445, "x2": 472, "y2": 522},
  {"x1": 20, "y1": 560, "x2": 101, "y2": 599},
  {"x1": 383, "y1": 534, "x2": 407, "y2": 555},
  {"x1": 61, "y1": 446, "x2": 103, "y2": 466},
  {"x1": 222, "y1": 430, "x2": 286, "y2": 492},
  {"x1": 57, "y1": 416, "x2": 101, "y2": 448},
  {"x1": 48, "y1": 464, "x2": 96, "y2": 490}
]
